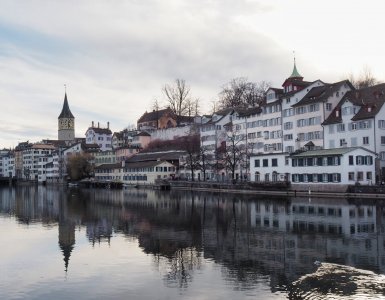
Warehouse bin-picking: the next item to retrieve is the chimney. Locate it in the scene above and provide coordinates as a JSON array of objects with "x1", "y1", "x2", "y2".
[
  {"x1": 107, "y1": 121, "x2": 110, "y2": 129},
  {"x1": 92, "y1": 121, "x2": 94, "y2": 127},
  {"x1": 98, "y1": 122, "x2": 100, "y2": 128}
]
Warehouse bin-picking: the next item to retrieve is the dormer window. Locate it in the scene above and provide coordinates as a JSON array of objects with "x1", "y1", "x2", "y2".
[{"x1": 336, "y1": 110, "x2": 340, "y2": 117}]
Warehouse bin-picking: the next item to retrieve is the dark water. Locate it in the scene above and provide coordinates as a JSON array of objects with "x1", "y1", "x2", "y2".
[{"x1": 1, "y1": 186, "x2": 385, "y2": 299}]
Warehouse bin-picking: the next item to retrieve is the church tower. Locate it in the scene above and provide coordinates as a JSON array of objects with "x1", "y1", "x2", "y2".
[{"x1": 58, "y1": 93, "x2": 75, "y2": 141}]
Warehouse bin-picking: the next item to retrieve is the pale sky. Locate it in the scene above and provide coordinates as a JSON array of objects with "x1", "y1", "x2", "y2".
[{"x1": 1, "y1": 0, "x2": 384, "y2": 148}]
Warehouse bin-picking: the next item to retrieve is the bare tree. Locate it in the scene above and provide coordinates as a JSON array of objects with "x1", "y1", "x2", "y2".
[
  {"x1": 221, "y1": 123, "x2": 246, "y2": 181},
  {"x1": 152, "y1": 98, "x2": 161, "y2": 111},
  {"x1": 348, "y1": 66, "x2": 379, "y2": 89},
  {"x1": 163, "y1": 79, "x2": 192, "y2": 116},
  {"x1": 218, "y1": 78, "x2": 270, "y2": 110},
  {"x1": 185, "y1": 98, "x2": 200, "y2": 117},
  {"x1": 179, "y1": 133, "x2": 200, "y2": 181}
]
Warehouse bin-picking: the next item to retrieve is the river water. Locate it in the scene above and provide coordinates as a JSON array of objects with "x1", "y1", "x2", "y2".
[{"x1": 1, "y1": 186, "x2": 385, "y2": 299}]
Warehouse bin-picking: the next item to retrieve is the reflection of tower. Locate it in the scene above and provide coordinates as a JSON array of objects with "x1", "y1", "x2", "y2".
[{"x1": 58, "y1": 221, "x2": 75, "y2": 272}]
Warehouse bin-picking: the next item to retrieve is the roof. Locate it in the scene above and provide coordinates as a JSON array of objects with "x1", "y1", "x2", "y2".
[
  {"x1": 126, "y1": 150, "x2": 186, "y2": 163},
  {"x1": 292, "y1": 80, "x2": 353, "y2": 108},
  {"x1": 290, "y1": 147, "x2": 375, "y2": 158},
  {"x1": 134, "y1": 131, "x2": 151, "y2": 137},
  {"x1": 87, "y1": 127, "x2": 112, "y2": 135},
  {"x1": 95, "y1": 160, "x2": 173, "y2": 170},
  {"x1": 323, "y1": 83, "x2": 385, "y2": 125},
  {"x1": 31, "y1": 144, "x2": 56, "y2": 150},
  {"x1": 137, "y1": 108, "x2": 175, "y2": 123},
  {"x1": 95, "y1": 163, "x2": 121, "y2": 170},
  {"x1": 58, "y1": 93, "x2": 74, "y2": 119}
]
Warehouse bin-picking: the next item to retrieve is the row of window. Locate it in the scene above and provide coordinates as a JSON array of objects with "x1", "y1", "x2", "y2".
[
  {"x1": 329, "y1": 120, "x2": 372, "y2": 133},
  {"x1": 95, "y1": 166, "x2": 175, "y2": 173},
  {"x1": 255, "y1": 158, "x2": 279, "y2": 168},
  {"x1": 291, "y1": 172, "x2": 373, "y2": 183},
  {"x1": 292, "y1": 173, "x2": 341, "y2": 183},
  {"x1": 297, "y1": 131, "x2": 323, "y2": 141},
  {"x1": 292, "y1": 156, "x2": 340, "y2": 167},
  {"x1": 123, "y1": 175, "x2": 148, "y2": 181},
  {"x1": 297, "y1": 116, "x2": 321, "y2": 127}
]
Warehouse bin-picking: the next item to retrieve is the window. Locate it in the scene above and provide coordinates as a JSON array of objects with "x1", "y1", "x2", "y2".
[
  {"x1": 340, "y1": 139, "x2": 347, "y2": 146},
  {"x1": 285, "y1": 146, "x2": 294, "y2": 153},
  {"x1": 349, "y1": 155, "x2": 354, "y2": 165},
  {"x1": 357, "y1": 172, "x2": 363, "y2": 181},
  {"x1": 337, "y1": 124, "x2": 345, "y2": 132},
  {"x1": 263, "y1": 159, "x2": 268, "y2": 167},
  {"x1": 379, "y1": 120, "x2": 385, "y2": 129},
  {"x1": 284, "y1": 122, "x2": 293, "y2": 130},
  {"x1": 380, "y1": 152, "x2": 385, "y2": 160},
  {"x1": 254, "y1": 159, "x2": 260, "y2": 167},
  {"x1": 326, "y1": 103, "x2": 332, "y2": 111},
  {"x1": 272, "y1": 159, "x2": 278, "y2": 167},
  {"x1": 348, "y1": 172, "x2": 355, "y2": 181},
  {"x1": 363, "y1": 136, "x2": 369, "y2": 145},
  {"x1": 351, "y1": 137, "x2": 357, "y2": 146},
  {"x1": 349, "y1": 122, "x2": 357, "y2": 131},
  {"x1": 367, "y1": 172, "x2": 372, "y2": 181},
  {"x1": 381, "y1": 136, "x2": 385, "y2": 145}
]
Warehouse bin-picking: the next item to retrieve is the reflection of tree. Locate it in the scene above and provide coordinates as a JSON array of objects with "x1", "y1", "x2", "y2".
[{"x1": 153, "y1": 247, "x2": 202, "y2": 289}]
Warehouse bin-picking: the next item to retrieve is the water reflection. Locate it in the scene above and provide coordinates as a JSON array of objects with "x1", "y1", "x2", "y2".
[{"x1": 1, "y1": 186, "x2": 385, "y2": 298}]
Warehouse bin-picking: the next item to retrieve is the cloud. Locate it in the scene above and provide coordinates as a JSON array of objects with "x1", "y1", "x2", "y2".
[{"x1": 0, "y1": 0, "x2": 383, "y2": 148}]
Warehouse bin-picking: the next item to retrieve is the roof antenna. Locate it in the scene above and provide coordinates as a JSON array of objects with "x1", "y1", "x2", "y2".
[
  {"x1": 64, "y1": 84, "x2": 67, "y2": 95},
  {"x1": 293, "y1": 50, "x2": 296, "y2": 65}
]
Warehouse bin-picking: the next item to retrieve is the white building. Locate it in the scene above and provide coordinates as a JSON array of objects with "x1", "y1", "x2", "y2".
[
  {"x1": 37, "y1": 152, "x2": 60, "y2": 183},
  {"x1": 94, "y1": 160, "x2": 177, "y2": 184},
  {"x1": 250, "y1": 147, "x2": 376, "y2": 191},
  {"x1": 85, "y1": 122, "x2": 112, "y2": 151},
  {"x1": 22, "y1": 144, "x2": 56, "y2": 180},
  {"x1": 0, "y1": 150, "x2": 15, "y2": 178},
  {"x1": 323, "y1": 83, "x2": 385, "y2": 181}
]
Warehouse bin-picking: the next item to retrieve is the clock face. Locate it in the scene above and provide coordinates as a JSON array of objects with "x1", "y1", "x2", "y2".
[{"x1": 59, "y1": 118, "x2": 74, "y2": 129}]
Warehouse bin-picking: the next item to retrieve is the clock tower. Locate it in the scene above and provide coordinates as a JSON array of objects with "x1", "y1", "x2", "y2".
[{"x1": 58, "y1": 93, "x2": 75, "y2": 141}]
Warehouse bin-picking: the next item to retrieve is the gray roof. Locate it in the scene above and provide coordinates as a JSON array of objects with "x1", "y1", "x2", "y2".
[
  {"x1": 95, "y1": 160, "x2": 172, "y2": 170},
  {"x1": 126, "y1": 150, "x2": 186, "y2": 163},
  {"x1": 58, "y1": 93, "x2": 74, "y2": 119},
  {"x1": 290, "y1": 147, "x2": 375, "y2": 157}
]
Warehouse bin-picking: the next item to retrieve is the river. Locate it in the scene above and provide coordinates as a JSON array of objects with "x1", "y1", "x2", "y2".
[{"x1": 1, "y1": 186, "x2": 385, "y2": 299}]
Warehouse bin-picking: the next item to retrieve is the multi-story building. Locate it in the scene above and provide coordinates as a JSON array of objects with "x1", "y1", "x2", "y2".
[
  {"x1": 0, "y1": 149, "x2": 14, "y2": 177},
  {"x1": 37, "y1": 152, "x2": 60, "y2": 183},
  {"x1": 85, "y1": 122, "x2": 112, "y2": 151},
  {"x1": 137, "y1": 108, "x2": 177, "y2": 131},
  {"x1": 323, "y1": 84, "x2": 385, "y2": 181},
  {"x1": 22, "y1": 143, "x2": 56, "y2": 180}
]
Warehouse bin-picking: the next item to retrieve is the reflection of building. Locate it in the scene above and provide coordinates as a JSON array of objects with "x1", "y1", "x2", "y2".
[{"x1": 58, "y1": 221, "x2": 75, "y2": 272}]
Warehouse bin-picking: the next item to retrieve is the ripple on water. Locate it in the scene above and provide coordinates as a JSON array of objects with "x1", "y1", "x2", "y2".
[{"x1": 288, "y1": 262, "x2": 385, "y2": 299}]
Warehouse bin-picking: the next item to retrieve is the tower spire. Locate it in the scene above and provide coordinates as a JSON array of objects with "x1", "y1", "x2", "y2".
[
  {"x1": 58, "y1": 90, "x2": 74, "y2": 119},
  {"x1": 289, "y1": 51, "x2": 302, "y2": 79}
]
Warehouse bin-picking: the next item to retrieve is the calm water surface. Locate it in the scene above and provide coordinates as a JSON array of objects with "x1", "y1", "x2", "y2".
[{"x1": 1, "y1": 186, "x2": 385, "y2": 299}]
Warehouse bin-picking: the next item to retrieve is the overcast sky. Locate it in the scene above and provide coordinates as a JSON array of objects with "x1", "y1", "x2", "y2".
[{"x1": 1, "y1": 0, "x2": 384, "y2": 148}]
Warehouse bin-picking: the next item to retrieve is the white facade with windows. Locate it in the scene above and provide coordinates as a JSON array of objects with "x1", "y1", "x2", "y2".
[
  {"x1": 85, "y1": 122, "x2": 112, "y2": 151},
  {"x1": 250, "y1": 147, "x2": 376, "y2": 189},
  {"x1": 94, "y1": 160, "x2": 176, "y2": 184}
]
